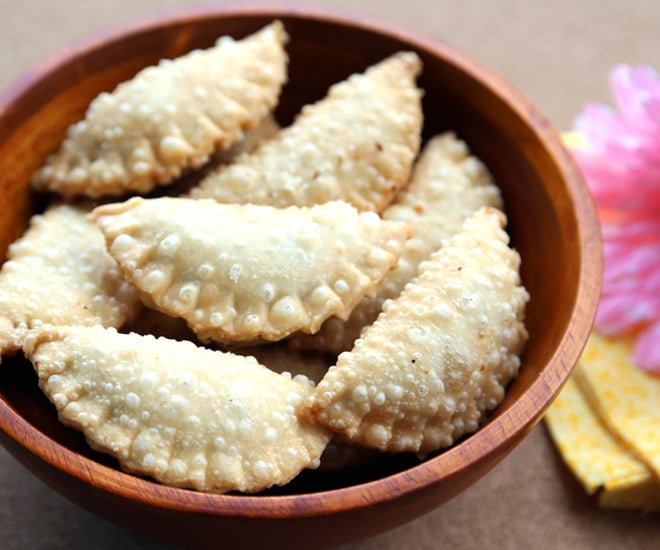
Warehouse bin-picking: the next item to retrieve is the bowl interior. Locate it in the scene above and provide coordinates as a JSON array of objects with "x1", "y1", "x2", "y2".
[{"x1": 0, "y1": 6, "x2": 600, "y2": 519}]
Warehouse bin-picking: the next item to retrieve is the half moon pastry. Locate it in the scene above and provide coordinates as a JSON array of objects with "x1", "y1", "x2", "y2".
[
  {"x1": 311, "y1": 207, "x2": 529, "y2": 455},
  {"x1": 189, "y1": 52, "x2": 423, "y2": 211},
  {"x1": 91, "y1": 197, "x2": 412, "y2": 344},
  {"x1": 22, "y1": 325, "x2": 331, "y2": 493},
  {"x1": 0, "y1": 203, "x2": 140, "y2": 362},
  {"x1": 288, "y1": 132, "x2": 503, "y2": 354},
  {"x1": 31, "y1": 22, "x2": 288, "y2": 198}
]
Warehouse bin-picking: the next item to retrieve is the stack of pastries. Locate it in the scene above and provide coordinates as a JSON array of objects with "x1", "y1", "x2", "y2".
[{"x1": 0, "y1": 21, "x2": 529, "y2": 493}]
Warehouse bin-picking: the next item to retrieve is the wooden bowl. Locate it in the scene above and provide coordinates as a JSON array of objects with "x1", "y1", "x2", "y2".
[{"x1": 0, "y1": 6, "x2": 602, "y2": 548}]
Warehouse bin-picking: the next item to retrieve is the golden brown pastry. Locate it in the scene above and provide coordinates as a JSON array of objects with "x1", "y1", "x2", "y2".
[
  {"x1": 288, "y1": 132, "x2": 503, "y2": 354},
  {"x1": 189, "y1": 52, "x2": 423, "y2": 211},
  {"x1": 23, "y1": 324, "x2": 331, "y2": 493},
  {"x1": 312, "y1": 207, "x2": 529, "y2": 455},
  {"x1": 32, "y1": 22, "x2": 288, "y2": 198},
  {"x1": 0, "y1": 203, "x2": 140, "y2": 361},
  {"x1": 91, "y1": 197, "x2": 412, "y2": 344}
]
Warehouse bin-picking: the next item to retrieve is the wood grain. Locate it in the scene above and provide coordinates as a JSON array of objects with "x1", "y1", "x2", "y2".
[{"x1": 0, "y1": 6, "x2": 602, "y2": 548}]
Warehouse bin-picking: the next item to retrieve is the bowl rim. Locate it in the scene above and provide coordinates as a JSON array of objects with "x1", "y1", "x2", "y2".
[{"x1": 0, "y1": 3, "x2": 602, "y2": 519}]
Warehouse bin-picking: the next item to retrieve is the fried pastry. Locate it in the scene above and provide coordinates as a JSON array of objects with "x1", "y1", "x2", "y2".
[
  {"x1": 312, "y1": 207, "x2": 529, "y2": 455},
  {"x1": 91, "y1": 197, "x2": 412, "y2": 344},
  {"x1": 288, "y1": 132, "x2": 503, "y2": 353},
  {"x1": 32, "y1": 22, "x2": 288, "y2": 198},
  {"x1": 22, "y1": 325, "x2": 330, "y2": 493},
  {"x1": 189, "y1": 52, "x2": 423, "y2": 211},
  {"x1": 0, "y1": 203, "x2": 140, "y2": 361}
]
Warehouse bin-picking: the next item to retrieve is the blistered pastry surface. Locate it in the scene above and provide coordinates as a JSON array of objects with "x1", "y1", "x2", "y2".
[
  {"x1": 32, "y1": 22, "x2": 288, "y2": 198},
  {"x1": 0, "y1": 203, "x2": 140, "y2": 359},
  {"x1": 312, "y1": 207, "x2": 529, "y2": 454},
  {"x1": 190, "y1": 52, "x2": 422, "y2": 211},
  {"x1": 91, "y1": 197, "x2": 411, "y2": 343},
  {"x1": 288, "y1": 132, "x2": 503, "y2": 353},
  {"x1": 23, "y1": 325, "x2": 330, "y2": 493}
]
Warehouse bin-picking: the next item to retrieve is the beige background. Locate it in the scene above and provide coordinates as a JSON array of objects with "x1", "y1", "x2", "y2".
[{"x1": 1, "y1": 1, "x2": 659, "y2": 548}]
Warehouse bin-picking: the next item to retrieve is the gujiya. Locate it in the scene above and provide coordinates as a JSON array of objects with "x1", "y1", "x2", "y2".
[
  {"x1": 312, "y1": 207, "x2": 529, "y2": 455},
  {"x1": 91, "y1": 197, "x2": 411, "y2": 344},
  {"x1": 2, "y1": 20, "x2": 531, "y2": 494},
  {"x1": 22, "y1": 325, "x2": 331, "y2": 493},
  {"x1": 31, "y1": 22, "x2": 288, "y2": 198}
]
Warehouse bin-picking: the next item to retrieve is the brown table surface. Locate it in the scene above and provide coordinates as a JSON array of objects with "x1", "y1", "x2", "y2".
[{"x1": 1, "y1": 1, "x2": 659, "y2": 548}]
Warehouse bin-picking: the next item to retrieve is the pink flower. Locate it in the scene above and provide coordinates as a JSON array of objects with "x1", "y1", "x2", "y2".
[{"x1": 571, "y1": 65, "x2": 660, "y2": 375}]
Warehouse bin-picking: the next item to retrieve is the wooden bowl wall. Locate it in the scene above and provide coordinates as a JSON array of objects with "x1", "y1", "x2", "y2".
[{"x1": 0, "y1": 6, "x2": 602, "y2": 549}]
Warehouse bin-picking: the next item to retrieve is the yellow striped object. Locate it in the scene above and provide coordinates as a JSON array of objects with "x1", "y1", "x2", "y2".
[{"x1": 545, "y1": 333, "x2": 660, "y2": 509}]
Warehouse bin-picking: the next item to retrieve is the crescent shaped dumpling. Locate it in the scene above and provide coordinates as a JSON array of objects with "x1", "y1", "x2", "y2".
[
  {"x1": 0, "y1": 203, "x2": 140, "y2": 362},
  {"x1": 311, "y1": 207, "x2": 529, "y2": 455},
  {"x1": 22, "y1": 325, "x2": 331, "y2": 494},
  {"x1": 31, "y1": 22, "x2": 288, "y2": 198},
  {"x1": 189, "y1": 52, "x2": 423, "y2": 212},
  {"x1": 288, "y1": 132, "x2": 503, "y2": 354},
  {"x1": 90, "y1": 197, "x2": 412, "y2": 344}
]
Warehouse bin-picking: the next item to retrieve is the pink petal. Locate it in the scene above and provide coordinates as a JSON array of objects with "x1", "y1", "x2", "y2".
[
  {"x1": 611, "y1": 65, "x2": 660, "y2": 134},
  {"x1": 633, "y1": 323, "x2": 660, "y2": 375},
  {"x1": 595, "y1": 293, "x2": 652, "y2": 333},
  {"x1": 574, "y1": 156, "x2": 660, "y2": 210},
  {"x1": 570, "y1": 64, "x2": 660, "y2": 374}
]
